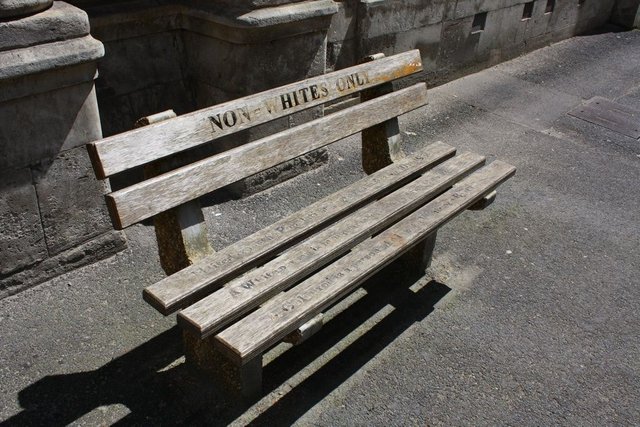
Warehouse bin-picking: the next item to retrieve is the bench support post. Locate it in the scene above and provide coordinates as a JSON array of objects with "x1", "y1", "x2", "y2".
[
  {"x1": 135, "y1": 110, "x2": 213, "y2": 275},
  {"x1": 183, "y1": 330, "x2": 263, "y2": 402},
  {"x1": 402, "y1": 231, "x2": 437, "y2": 278},
  {"x1": 360, "y1": 54, "x2": 405, "y2": 174},
  {"x1": 360, "y1": 55, "x2": 434, "y2": 278}
]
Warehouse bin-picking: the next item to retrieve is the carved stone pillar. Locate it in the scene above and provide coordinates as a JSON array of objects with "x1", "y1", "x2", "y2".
[{"x1": 0, "y1": 1, "x2": 126, "y2": 297}]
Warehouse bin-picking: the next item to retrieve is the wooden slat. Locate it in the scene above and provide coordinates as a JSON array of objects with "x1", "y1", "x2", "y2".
[
  {"x1": 178, "y1": 152, "x2": 487, "y2": 338},
  {"x1": 144, "y1": 141, "x2": 455, "y2": 314},
  {"x1": 215, "y1": 160, "x2": 516, "y2": 364},
  {"x1": 107, "y1": 83, "x2": 429, "y2": 229},
  {"x1": 88, "y1": 50, "x2": 423, "y2": 178}
]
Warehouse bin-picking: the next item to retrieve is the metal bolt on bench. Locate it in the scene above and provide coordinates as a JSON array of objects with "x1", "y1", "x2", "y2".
[{"x1": 87, "y1": 50, "x2": 515, "y2": 401}]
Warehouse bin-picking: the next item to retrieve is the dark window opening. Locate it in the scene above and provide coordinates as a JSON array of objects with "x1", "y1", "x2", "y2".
[
  {"x1": 545, "y1": 0, "x2": 555, "y2": 13},
  {"x1": 522, "y1": 1, "x2": 534, "y2": 20},
  {"x1": 578, "y1": 0, "x2": 586, "y2": 5},
  {"x1": 471, "y1": 12, "x2": 487, "y2": 33}
]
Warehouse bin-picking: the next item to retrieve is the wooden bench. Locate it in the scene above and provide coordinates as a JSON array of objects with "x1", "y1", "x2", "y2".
[{"x1": 87, "y1": 50, "x2": 515, "y2": 400}]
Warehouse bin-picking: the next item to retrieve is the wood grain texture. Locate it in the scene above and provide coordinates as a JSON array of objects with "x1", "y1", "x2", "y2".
[
  {"x1": 88, "y1": 50, "x2": 423, "y2": 178},
  {"x1": 107, "y1": 83, "x2": 429, "y2": 229},
  {"x1": 143, "y1": 141, "x2": 456, "y2": 315},
  {"x1": 361, "y1": 80, "x2": 404, "y2": 174},
  {"x1": 178, "y1": 152, "x2": 487, "y2": 338},
  {"x1": 215, "y1": 160, "x2": 516, "y2": 364}
]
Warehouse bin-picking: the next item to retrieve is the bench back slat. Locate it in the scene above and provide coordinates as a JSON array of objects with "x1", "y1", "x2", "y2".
[
  {"x1": 106, "y1": 83, "x2": 429, "y2": 229},
  {"x1": 87, "y1": 50, "x2": 423, "y2": 179}
]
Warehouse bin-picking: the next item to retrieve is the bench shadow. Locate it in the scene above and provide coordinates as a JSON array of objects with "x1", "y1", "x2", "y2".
[
  {"x1": 250, "y1": 264, "x2": 451, "y2": 426},
  {"x1": 2, "y1": 264, "x2": 450, "y2": 426},
  {"x1": 1, "y1": 326, "x2": 241, "y2": 426}
]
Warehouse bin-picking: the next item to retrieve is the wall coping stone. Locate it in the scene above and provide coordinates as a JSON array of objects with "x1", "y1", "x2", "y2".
[
  {"x1": 0, "y1": 0, "x2": 52, "y2": 19},
  {"x1": 0, "y1": 35, "x2": 104, "y2": 82},
  {"x1": 87, "y1": 0, "x2": 338, "y2": 43},
  {"x1": 0, "y1": 1, "x2": 90, "y2": 52}
]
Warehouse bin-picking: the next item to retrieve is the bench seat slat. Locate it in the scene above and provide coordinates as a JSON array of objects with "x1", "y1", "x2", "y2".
[
  {"x1": 107, "y1": 83, "x2": 429, "y2": 229},
  {"x1": 144, "y1": 141, "x2": 455, "y2": 315},
  {"x1": 178, "y1": 152, "x2": 487, "y2": 338},
  {"x1": 88, "y1": 50, "x2": 423, "y2": 179},
  {"x1": 215, "y1": 160, "x2": 517, "y2": 364}
]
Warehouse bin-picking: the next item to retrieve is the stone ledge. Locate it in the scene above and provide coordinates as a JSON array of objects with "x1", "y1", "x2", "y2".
[
  {"x1": 0, "y1": 0, "x2": 52, "y2": 19},
  {"x1": 0, "y1": 2, "x2": 90, "y2": 52},
  {"x1": 88, "y1": 0, "x2": 337, "y2": 44},
  {"x1": 0, "y1": 230, "x2": 127, "y2": 300},
  {"x1": 0, "y1": 34, "x2": 103, "y2": 81}
]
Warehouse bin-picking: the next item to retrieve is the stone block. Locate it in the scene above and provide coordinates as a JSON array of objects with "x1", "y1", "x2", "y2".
[
  {"x1": 183, "y1": 29, "x2": 328, "y2": 96},
  {"x1": 213, "y1": 0, "x2": 306, "y2": 8},
  {"x1": 328, "y1": 0, "x2": 356, "y2": 43},
  {"x1": 0, "y1": 168, "x2": 47, "y2": 276},
  {"x1": 0, "y1": 230, "x2": 126, "y2": 298},
  {"x1": 522, "y1": 0, "x2": 552, "y2": 40},
  {"x1": 0, "y1": 2, "x2": 89, "y2": 52},
  {"x1": 476, "y1": 4, "x2": 526, "y2": 59},
  {"x1": 611, "y1": 0, "x2": 640, "y2": 28},
  {"x1": 360, "y1": 23, "x2": 442, "y2": 72},
  {"x1": 34, "y1": 146, "x2": 114, "y2": 256},
  {"x1": 0, "y1": 0, "x2": 51, "y2": 19},
  {"x1": 96, "y1": 31, "x2": 186, "y2": 99},
  {"x1": 438, "y1": 15, "x2": 479, "y2": 72},
  {"x1": 97, "y1": 79, "x2": 195, "y2": 136},
  {"x1": 94, "y1": 92, "x2": 136, "y2": 138},
  {"x1": 358, "y1": 0, "x2": 447, "y2": 38},
  {"x1": 0, "y1": 35, "x2": 103, "y2": 83},
  {"x1": 451, "y1": 0, "x2": 526, "y2": 19},
  {"x1": 0, "y1": 81, "x2": 102, "y2": 170}
]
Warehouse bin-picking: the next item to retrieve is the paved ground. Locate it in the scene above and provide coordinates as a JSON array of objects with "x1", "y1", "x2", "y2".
[{"x1": 1, "y1": 29, "x2": 639, "y2": 426}]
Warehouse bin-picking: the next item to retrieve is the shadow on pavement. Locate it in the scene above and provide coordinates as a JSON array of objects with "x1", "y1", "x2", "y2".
[{"x1": 3, "y1": 263, "x2": 451, "y2": 426}]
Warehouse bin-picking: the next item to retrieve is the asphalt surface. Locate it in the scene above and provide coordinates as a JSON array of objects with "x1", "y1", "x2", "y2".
[{"x1": 1, "y1": 29, "x2": 639, "y2": 426}]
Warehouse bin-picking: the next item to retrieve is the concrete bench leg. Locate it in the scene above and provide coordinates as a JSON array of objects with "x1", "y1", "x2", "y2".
[
  {"x1": 183, "y1": 329, "x2": 262, "y2": 402},
  {"x1": 400, "y1": 231, "x2": 437, "y2": 279}
]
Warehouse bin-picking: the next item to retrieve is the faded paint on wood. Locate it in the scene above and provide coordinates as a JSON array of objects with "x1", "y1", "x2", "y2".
[
  {"x1": 144, "y1": 141, "x2": 455, "y2": 315},
  {"x1": 107, "y1": 83, "x2": 429, "y2": 229},
  {"x1": 178, "y1": 152, "x2": 487, "y2": 338},
  {"x1": 215, "y1": 161, "x2": 516, "y2": 364},
  {"x1": 87, "y1": 50, "x2": 424, "y2": 178}
]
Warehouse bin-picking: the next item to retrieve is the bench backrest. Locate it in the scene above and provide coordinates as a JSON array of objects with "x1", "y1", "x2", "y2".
[{"x1": 87, "y1": 50, "x2": 427, "y2": 230}]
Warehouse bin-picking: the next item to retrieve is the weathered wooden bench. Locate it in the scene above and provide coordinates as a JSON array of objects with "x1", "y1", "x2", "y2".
[{"x1": 87, "y1": 50, "x2": 515, "y2": 400}]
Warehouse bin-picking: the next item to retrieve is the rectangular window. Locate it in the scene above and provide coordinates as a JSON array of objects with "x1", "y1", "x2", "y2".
[
  {"x1": 545, "y1": 0, "x2": 555, "y2": 13},
  {"x1": 471, "y1": 12, "x2": 487, "y2": 33},
  {"x1": 522, "y1": 1, "x2": 534, "y2": 20}
]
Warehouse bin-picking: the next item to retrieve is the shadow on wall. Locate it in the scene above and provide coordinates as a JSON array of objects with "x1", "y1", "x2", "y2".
[{"x1": 3, "y1": 265, "x2": 451, "y2": 425}]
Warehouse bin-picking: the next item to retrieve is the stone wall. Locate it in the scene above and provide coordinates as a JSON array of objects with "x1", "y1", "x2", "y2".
[
  {"x1": 611, "y1": 0, "x2": 640, "y2": 28},
  {"x1": 331, "y1": 0, "x2": 617, "y2": 85}
]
